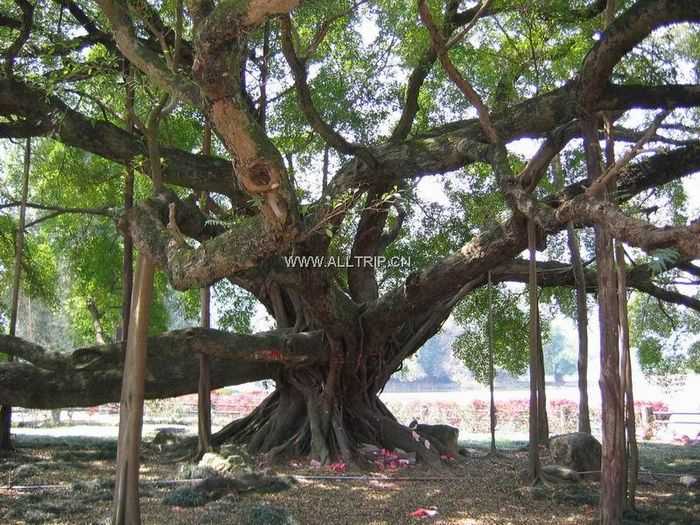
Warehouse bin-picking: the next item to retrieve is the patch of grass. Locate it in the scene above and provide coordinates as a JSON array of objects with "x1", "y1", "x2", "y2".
[
  {"x1": 638, "y1": 442, "x2": 700, "y2": 476},
  {"x1": 240, "y1": 504, "x2": 299, "y2": 525},
  {"x1": 162, "y1": 486, "x2": 210, "y2": 508},
  {"x1": 458, "y1": 436, "x2": 528, "y2": 450},
  {"x1": 54, "y1": 448, "x2": 117, "y2": 461}
]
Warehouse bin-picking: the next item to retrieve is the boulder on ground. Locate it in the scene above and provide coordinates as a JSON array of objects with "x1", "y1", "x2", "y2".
[
  {"x1": 199, "y1": 452, "x2": 233, "y2": 474},
  {"x1": 679, "y1": 475, "x2": 697, "y2": 488},
  {"x1": 410, "y1": 421, "x2": 459, "y2": 456},
  {"x1": 548, "y1": 432, "x2": 601, "y2": 480},
  {"x1": 152, "y1": 427, "x2": 187, "y2": 449}
]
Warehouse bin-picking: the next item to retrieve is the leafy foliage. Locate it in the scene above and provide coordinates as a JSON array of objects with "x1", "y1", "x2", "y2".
[
  {"x1": 629, "y1": 292, "x2": 700, "y2": 381},
  {"x1": 452, "y1": 284, "x2": 533, "y2": 384}
]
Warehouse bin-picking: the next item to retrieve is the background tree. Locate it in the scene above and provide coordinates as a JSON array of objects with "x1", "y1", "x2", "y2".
[
  {"x1": 0, "y1": 137, "x2": 29, "y2": 450},
  {"x1": 543, "y1": 325, "x2": 577, "y2": 385}
]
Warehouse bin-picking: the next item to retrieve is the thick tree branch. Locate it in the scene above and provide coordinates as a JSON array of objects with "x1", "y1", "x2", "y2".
[
  {"x1": 557, "y1": 197, "x2": 700, "y2": 260},
  {"x1": 580, "y1": 0, "x2": 700, "y2": 109},
  {"x1": 390, "y1": 0, "x2": 463, "y2": 142},
  {"x1": 0, "y1": 78, "x2": 248, "y2": 201},
  {"x1": 3, "y1": 0, "x2": 34, "y2": 78},
  {"x1": 493, "y1": 259, "x2": 700, "y2": 314},
  {"x1": 329, "y1": 83, "x2": 700, "y2": 193},
  {"x1": 368, "y1": 136, "x2": 700, "y2": 335},
  {"x1": 0, "y1": 328, "x2": 326, "y2": 409},
  {"x1": 0, "y1": 14, "x2": 22, "y2": 30},
  {"x1": 94, "y1": 0, "x2": 201, "y2": 106},
  {"x1": 124, "y1": 195, "x2": 295, "y2": 289},
  {"x1": 279, "y1": 15, "x2": 376, "y2": 167},
  {"x1": 188, "y1": 0, "x2": 301, "y2": 231}
]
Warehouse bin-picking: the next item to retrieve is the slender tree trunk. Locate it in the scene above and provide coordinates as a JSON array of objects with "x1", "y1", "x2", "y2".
[
  {"x1": 536, "y1": 306, "x2": 549, "y2": 445},
  {"x1": 487, "y1": 271, "x2": 496, "y2": 453},
  {"x1": 87, "y1": 298, "x2": 110, "y2": 345},
  {"x1": 616, "y1": 242, "x2": 638, "y2": 509},
  {"x1": 112, "y1": 34, "x2": 174, "y2": 516},
  {"x1": 582, "y1": 115, "x2": 624, "y2": 525},
  {"x1": 527, "y1": 219, "x2": 542, "y2": 482},
  {"x1": 111, "y1": 255, "x2": 155, "y2": 525},
  {"x1": 322, "y1": 144, "x2": 330, "y2": 198},
  {"x1": 567, "y1": 223, "x2": 591, "y2": 434},
  {"x1": 595, "y1": 6, "x2": 625, "y2": 510},
  {"x1": 0, "y1": 138, "x2": 30, "y2": 452},
  {"x1": 121, "y1": 61, "x2": 135, "y2": 343},
  {"x1": 596, "y1": 211, "x2": 623, "y2": 525},
  {"x1": 197, "y1": 121, "x2": 213, "y2": 457}
]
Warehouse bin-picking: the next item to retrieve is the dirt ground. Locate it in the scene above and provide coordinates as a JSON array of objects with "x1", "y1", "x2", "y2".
[{"x1": 0, "y1": 436, "x2": 698, "y2": 525}]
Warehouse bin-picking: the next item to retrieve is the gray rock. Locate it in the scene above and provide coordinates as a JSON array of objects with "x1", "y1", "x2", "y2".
[
  {"x1": 178, "y1": 462, "x2": 216, "y2": 480},
  {"x1": 679, "y1": 475, "x2": 697, "y2": 488},
  {"x1": 199, "y1": 452, "x2": 232, "y2": 474},
  {"x1": 410, "y1": 422, "x2": 460, "y2": 456},
  {"x1": 549, "y1": 432, "x2": 601, "y2": 480},
  {"x1": 152, "y1": 427, "x2": 187, "y2": 449}
]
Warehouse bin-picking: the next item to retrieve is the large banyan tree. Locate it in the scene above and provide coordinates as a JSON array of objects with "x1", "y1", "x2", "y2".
[{"x1": 1, "y1": 0, "x2": 700, "y2": 470}]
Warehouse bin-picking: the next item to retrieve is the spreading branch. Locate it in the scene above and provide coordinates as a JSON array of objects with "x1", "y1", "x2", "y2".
[{"x1": 0, "y1": 328, "x2": 325, "y2": 409}]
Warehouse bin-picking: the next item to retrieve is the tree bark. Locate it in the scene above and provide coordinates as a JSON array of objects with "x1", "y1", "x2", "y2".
[
  {"x1": 197, "y1": 121, "x2": 213, "y2": 458},
  {"x1": 487, "y1": 271, "x2": 496, "y2": 452},
  {"x1": 0, "y1": 328, "x2": 324, "y2": 409},
  {"x1": 0, "y1": 137, "x2": 30, "y2": 451},
  {"x1": 527, "y1": 219, "x2": 542, "y2": 482},
  {"x1": 616, "y1": 242, "x2": 638, "y2": 510},
  {"x1": 535, "y1": 306, "x2": 549, "y2": 445},
  {"x1": 582, "y1": 116, "x2": 624, "y2": 525},
  {"x1": 112, "y1": 254, "x2": 154, "y2": 525},
  {"x1": 87, "y1": 298, "x2": 110, "y2": 345},
  {"x1": 567, "y1": 223, "x2": 591, "y2": 434},
  {"x1": 113, "y1": 44, "x2": 176, "y2": 519},
  {"x1": 121, "y1": 60, "x2": 135, "y2": 343}
]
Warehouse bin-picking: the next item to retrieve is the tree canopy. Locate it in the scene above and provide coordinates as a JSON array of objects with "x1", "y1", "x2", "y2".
[{"x1": 1, "y1": 0, "x2": 700, "y2": 471}]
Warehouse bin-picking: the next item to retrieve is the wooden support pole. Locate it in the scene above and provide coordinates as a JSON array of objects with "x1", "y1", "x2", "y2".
[
  {"x1": 567, "y1": 222, "x2": 591, "y2": 434},
  {"x1": 616, "y1": 242, "x2": 638, "y2": 509},
  {"x1": 111, "y1": 254, "x2": 155, "y2": 524},
  {"x1": 487, "y1": 271, "x2": 496, "y2": 452},
  {"x1": 527, "y1": 218, "x2": 542, "y2": 483},
  {"x1": 121, "y1": 61, "x2": 135, "y2": 343}
]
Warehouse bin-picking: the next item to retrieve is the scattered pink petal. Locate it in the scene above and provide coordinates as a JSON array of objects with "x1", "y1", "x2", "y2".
[
  {"x1": 410, "y1": 507, "x2": 439, "y2": 519},
  {"x1": 329, "y1": 462, "x2": 347, "y2": 473}
]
